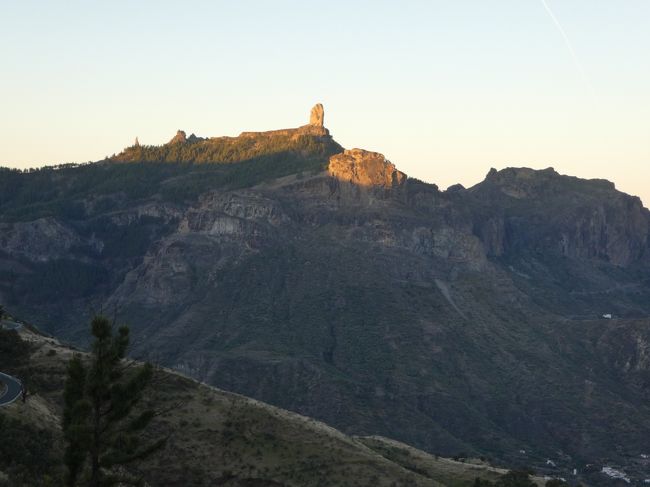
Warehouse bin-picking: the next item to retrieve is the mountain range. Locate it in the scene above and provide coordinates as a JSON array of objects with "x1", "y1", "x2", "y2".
[{"x1": 1, "y1": 105, "x2": 649, "y2": 477}]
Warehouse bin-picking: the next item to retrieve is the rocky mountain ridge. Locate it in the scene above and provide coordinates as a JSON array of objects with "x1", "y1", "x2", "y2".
[
  {"x1": 0, "y1": 105, "x2": 649, "y2": 474},
  {"x1": 115, "y1": 103, "x2": 333, "y2": 164}
]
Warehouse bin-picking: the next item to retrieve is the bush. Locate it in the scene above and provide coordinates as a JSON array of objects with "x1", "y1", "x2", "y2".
[
  {"x1": 0, "y1": 329, "x2": 31, "y2": 370},
  {"x1": 0, "y1": 415, "x2": 63, "y2": 485}
]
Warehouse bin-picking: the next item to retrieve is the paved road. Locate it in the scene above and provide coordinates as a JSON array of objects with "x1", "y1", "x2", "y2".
[{"x1": 0, "y1": 372, "x2": 22, "y2": 407}]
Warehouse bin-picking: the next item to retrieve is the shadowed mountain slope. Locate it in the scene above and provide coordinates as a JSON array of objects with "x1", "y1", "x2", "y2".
[
  {"x1": 1, "y1": 323, "x2": 559, "y2": 487},
  {"x1": 1, "y1": 107, "x2": 649, "y2": 474}
]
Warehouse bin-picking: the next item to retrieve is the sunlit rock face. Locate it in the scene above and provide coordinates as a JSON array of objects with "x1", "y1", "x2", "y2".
[
  {"x1": 309, "y1": 103, "x2": 324, "y2": 127},
  {"x1": 168, "y1": 130, "x2": 187, "y2": 144},
  {"x1": 328, "y1": 149, "x2": 407, "y2": 188}
]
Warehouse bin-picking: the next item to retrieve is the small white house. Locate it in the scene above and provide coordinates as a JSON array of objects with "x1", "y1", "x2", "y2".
[
  {"x1": 602, "y1": 466, "x2": 630, "y2": 483},
  {"x1": 603, "y1": 314, "x2": 613, "y2": 319}
]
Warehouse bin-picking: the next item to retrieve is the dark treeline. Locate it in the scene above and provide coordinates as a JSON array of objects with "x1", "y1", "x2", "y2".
[
  {"x1": 114, "y1": 131, "x2": 340, "y2": 164},
  {"x1": 0, "y1": 132, "x2": 342, "y2": 222}
]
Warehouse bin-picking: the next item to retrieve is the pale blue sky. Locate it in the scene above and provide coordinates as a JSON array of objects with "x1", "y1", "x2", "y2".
[{"x1": 1, "y1": 1, "x2": 648, "y2": 203}]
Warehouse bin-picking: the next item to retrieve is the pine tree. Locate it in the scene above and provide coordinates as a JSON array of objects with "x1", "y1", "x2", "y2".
[{"x1": 62, "y1": 316, "x2": 165, "y2": 487}]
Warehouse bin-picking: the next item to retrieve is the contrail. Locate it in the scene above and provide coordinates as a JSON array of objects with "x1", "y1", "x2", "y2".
[{"x1": 539, "y1": 0, "x2": 592, "y2": 92}]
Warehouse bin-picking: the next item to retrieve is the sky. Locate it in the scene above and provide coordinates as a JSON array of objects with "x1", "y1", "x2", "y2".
[{"x1": 1, "y1": 0, "x2": 649, "y2": 205}]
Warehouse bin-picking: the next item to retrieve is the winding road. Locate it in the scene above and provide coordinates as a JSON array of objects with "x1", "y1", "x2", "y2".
[
  {"x1": 0, "y1": 372, "x2": 22, "y2": 407},
  {"x1": 0, "y1": 319, "x2": 25, "y2": 406}
]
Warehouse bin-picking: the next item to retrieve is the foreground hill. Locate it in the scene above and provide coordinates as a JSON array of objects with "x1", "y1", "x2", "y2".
[
  {"x1": 1, "y1": 324, "x2": 551, "y2": 487},
  {"x1": 1, "y1": 106, "x2": 649, "y2": 475}
]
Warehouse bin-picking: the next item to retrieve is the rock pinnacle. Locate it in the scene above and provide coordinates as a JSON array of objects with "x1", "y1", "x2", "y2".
[{"x1": 309, "y1": 104, "x2": 324, "y2": 127}]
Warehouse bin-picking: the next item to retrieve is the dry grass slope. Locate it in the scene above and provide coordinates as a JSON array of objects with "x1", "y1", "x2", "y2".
[
  {"x1": 357, "y1": 437, "x2": 548, "y2": 487},
  {"x1": 0, "y1": 327, "x2": 532, "y2": 487}
]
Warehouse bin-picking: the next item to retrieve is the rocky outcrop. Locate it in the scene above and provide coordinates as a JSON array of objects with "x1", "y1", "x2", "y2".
[
  {"x1": 328, "y1": 149, "x2": 407, "y2": 188},
  {"x1": 0, "y1": 218, "x2": 93, "y2": 262},
  {"x1": 242, "y1": 104, "x2": 330, "y2": 138},
  {"x1": 409, "y1": 226, "x2": 486, "y2": 269},
  {"x1": 168, "y1": 130, "x2": 187, "y2": 144},
  {"x1": 310, "y1": 103, "x2": 324, "y2": 127},
  {"x1": 178, "y1": 191, "x2": 290, "y2": 234}
]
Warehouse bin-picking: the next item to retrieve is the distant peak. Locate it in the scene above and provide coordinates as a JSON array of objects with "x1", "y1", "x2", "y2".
[
  {"x1": 485, "y1": 167, "x2": 558, "y2": 182},
  {"x1": 475, "y1": 166, "x2": 619, "y2": 200},
  {"x1": 310, "y1": 103, "x2": 324, "y2": 127}
]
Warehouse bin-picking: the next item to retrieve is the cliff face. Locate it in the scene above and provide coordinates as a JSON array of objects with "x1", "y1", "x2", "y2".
[
  {"x1": 469, "y1": 167, "x2": 650, "y2": 267},
  {"x1": 1, "y1": 117, "x2": 650, "y2": 467},
  {"x1": 328, "y1": 149, "x2": 407, "y2": 188}
]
